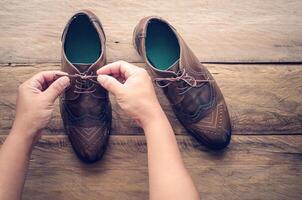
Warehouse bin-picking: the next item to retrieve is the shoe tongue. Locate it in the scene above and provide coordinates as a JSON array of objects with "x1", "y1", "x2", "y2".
[{"x1": 73, "y1": 63, "x2": 92, "y2": 73}]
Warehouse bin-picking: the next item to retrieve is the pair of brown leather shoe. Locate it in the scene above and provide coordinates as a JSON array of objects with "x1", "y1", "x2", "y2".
[{"x1": 60, "y1": 11, "x2": 232, "y2": 163}]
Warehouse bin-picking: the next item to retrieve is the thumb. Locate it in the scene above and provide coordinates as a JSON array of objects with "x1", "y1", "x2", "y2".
[
  {"x1": 97, "y1": 75, "x2": 123, "y2": 95},
  {"x1": 44, "y1": 76, "x2": 70, "y2": 102}
]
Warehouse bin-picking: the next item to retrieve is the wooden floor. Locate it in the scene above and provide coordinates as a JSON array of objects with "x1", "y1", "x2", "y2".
[{"x1": 0, "y1": 1, "x2": 302, "y2": 199}]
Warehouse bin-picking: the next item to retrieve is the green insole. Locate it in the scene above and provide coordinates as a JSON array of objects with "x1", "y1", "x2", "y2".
[
  {"x1": 145, "y1": 19, "x2": 180, "y2": 70},
  {"x1": 64, "y1": 14, "x2": 101, "y2": 65}
]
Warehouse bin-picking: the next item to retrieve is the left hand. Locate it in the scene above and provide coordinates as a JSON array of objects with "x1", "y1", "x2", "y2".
[{"x1": 12, "y1": 71, "x2": 70, "y2": 142}]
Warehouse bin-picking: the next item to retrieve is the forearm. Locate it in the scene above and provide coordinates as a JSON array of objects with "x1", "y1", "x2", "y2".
[
  {"x1": 143, "y1": 108, "x2": 200, "y2": 200},
  {"x1": 0, "y1": 128, "x2": 34, "y2": 200}
]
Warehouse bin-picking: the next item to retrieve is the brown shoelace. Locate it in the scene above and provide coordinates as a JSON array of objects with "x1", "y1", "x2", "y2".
[
  {"x1": 154, "y1": 68, "x2": 213, "y2": 95},
  {"x1": 55, "y1": 72, "x2": 98, "y2": 94}
]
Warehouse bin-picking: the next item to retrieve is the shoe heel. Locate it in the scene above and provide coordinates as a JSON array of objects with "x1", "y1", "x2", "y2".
[{"x1": 132, "y1": 23, "x2": 139, "y2": 53}]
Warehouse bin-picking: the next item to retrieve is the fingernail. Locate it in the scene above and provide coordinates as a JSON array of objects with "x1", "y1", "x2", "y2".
[
  {"x1": 60, "y1": 76, "x2": 70, "y2": 87},
  {"x1": 59, "y1": 71, "x2": 68, "y2": 75},
  {"x1": 55, "y1": 71, "x2": 68, "y2": 76}
]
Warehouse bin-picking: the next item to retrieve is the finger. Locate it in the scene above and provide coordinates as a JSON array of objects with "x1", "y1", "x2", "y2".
[
  {"x1": 97, "y1": 75, "x2": 124, "y2": 96},
  {"x1": 43, "y1": 76, "x2": 70, "y2": 102},
  {"x1": 28, "y1": 71, "x2": 68, "y2": 91},
  {"x1": 97, "y1": 61, "x2": 138, "y2": 79}
]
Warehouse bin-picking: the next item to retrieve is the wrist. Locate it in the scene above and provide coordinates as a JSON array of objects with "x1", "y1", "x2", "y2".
[
  {"x1": 11, "y1": 121, "x2": 37, "y2": 145},
  {"x1": 6, "y1": 129, "x2": 35, "y2": 158},
  {"x1": 141, "y1": 106, "x2": 167, "y2": 131}
]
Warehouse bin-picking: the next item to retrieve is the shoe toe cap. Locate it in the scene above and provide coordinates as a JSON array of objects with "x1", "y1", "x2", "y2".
[
  {"x1": 195, "y1": 104, "x2": 231, "y2": 149},
  {"x1": 189, "y1": 125, "x2": 232, "y2": 150},
  {"x1": 201, "y1": 128, "x2": 231, "y2": 149},
  {"x1": 66, "y1": 125, "x2": 110, "y2": 163}
]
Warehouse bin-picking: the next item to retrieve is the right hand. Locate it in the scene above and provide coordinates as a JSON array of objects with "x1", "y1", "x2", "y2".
[{"x1": 97, "y1": 61, "x2": 162, "y2": 127}]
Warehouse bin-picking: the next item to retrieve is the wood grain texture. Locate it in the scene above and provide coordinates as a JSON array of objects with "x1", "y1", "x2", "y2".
[
  {"x1": 0, "y1": 63, "x2": 301, "y2": 136},
  {"x1": 0, "y1": 135, "x2": 301, "y2": 200},
  {"x1": 1, "y1": 0, "x2": 302, "y2": 63}
]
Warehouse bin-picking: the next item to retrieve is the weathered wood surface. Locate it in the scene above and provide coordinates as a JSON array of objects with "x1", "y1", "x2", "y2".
[
  {"x1": 0, "y1": 135, "x2": 301, "y2": 200},
  {"x1": 0, "y1": 64, "x2": 301, "y2": 136},
  {"x1": 1, "y1": 0, "x2": 302, "y2": 63}
]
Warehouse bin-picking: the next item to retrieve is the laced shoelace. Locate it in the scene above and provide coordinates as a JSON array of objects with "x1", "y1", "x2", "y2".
[
  {"x1": 56, "y1": 71, "x2": 98, "y2": 94},
  {"x1": 154, "y1": 68, "x2": 213, "y2": 95}
]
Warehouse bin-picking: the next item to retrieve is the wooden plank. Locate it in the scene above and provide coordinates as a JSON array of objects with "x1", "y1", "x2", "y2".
[
  {"x1": 0, "y1": 64, "x2": 301, "y2": 135},
  {"x1": 0, "y1": 135, "x2": 301, "y2": 200},
  {"x1": 1, "y1": 0, "x2": 302, "y2": 63}
]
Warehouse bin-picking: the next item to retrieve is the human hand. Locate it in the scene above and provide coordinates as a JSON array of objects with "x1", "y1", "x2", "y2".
[
  {"x1": 12, "y1": 71, "x2": 70, "y2": 142},
  {"x1": 97, "y1": 61, "x2": 163, "y2": 127}
]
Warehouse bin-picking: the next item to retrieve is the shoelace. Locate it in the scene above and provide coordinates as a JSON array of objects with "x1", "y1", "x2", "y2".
[
  {"x1": 154, "y1": 68, "x2": 213, "y2": 95},
  {"x1": 56, "y1": 72, "x2": 98, "y2": 94}
]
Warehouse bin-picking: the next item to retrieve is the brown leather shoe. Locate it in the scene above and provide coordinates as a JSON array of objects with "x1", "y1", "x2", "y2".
[
  {"x1": 60, "y1": 10, "x2": 111, "y2": 162},
  {"x1": 133, "y1": 16, "x2": 232, "y2": 149}
]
